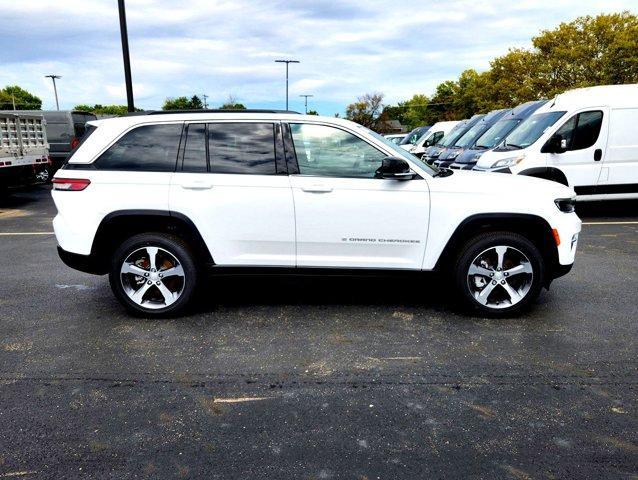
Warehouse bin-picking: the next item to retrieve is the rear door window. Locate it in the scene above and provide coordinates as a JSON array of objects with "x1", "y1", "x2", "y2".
[
  {"x1": 208, "y1": 123, "x2": 276, "y2": 175},
  {"x1": 96, "y1": 123, "x2": 183, "y2": 171}
]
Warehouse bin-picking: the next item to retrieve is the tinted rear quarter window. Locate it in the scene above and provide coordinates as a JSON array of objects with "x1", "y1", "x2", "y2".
[
  {"x1": 182, "y1": 123, "x2": 207, "y2": 172},
  {"x1": 96, "y1": 123, "x2": 183, "y2": 171},
  {"x1": 208, "y1": 123, "x2": 276, "y2": 175}
]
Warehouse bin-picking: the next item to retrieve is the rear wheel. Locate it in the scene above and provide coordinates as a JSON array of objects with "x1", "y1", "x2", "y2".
[
  {"x1": 453, "y1": 232, "x2": 545, "y2": 316},
  {"x1": 109, "y1": 233, "x2": 198, "y2": 317}
]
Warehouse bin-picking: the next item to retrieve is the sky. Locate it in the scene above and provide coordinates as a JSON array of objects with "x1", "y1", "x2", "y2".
[{"x1": 1, "y1": 0, "x2": 636, "y2": 115}]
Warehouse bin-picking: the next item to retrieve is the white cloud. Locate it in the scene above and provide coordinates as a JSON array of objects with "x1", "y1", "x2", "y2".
[{"x1": 1, "y1": 0, "x2": 636, "y2": 114}]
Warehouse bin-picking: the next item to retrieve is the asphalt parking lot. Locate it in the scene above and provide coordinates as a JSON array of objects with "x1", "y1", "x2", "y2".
[{"x1": 1, "y1": 185, "x2": 637, "y2": 479}]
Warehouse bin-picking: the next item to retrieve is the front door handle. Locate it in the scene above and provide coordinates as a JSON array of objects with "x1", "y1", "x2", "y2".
[
  {"x1": 301, "y1": 185, "x2": 333, "y2": 193},
  {"x1": 594, "y1": 149, "x2": 602, "y2": 161},
  {"x1": 180, "y1": 180, "x2": 213, "y2": 190}
]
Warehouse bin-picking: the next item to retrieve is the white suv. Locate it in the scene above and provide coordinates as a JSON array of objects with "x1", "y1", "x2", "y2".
[{"x1": 52, "y1": 111, "x2": 581, "y2": 317}]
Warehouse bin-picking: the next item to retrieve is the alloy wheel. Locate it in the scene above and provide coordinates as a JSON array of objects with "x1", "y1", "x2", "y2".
[
  {"x1": 466, "y1": 245, "x2": 534, "y2": 309},
  {"x1": 120, "y1": 246, "x2": 186, "y2": 309}
]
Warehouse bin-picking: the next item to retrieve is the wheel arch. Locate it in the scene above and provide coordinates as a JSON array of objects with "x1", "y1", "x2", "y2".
[
  {"x1": 519, "y1": 167, "x2": 569, "y2": 186},
  {"x1": 90, "y1": 210, "x2": 213, "y2": 274},
  {"x1": 434, "y1": 213, "x2": 559, "y2": 286}
]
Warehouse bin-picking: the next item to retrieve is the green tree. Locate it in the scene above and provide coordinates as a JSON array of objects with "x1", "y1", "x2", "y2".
[
  {"x1": 395, "y1": 94, "x2": 431, "y2": 130},
  {"x1": 219, "y1": 102, "x2": 246, "y2": 110},
  {"x1": 345, "y1": 92, "x2": 385, "y2": 130},
  {"x1": 162, "y1": 95, "x2": 205, "y2": 110},
  {"x1": 0, "y1": 85, "x2": 42, "y2": 110},
  {"x1": 532, "y1": 11, "x2": 638, "y2": 96},
  {"x1": 307, "y1": 109, "x2": 319, "y2": 116},
  {"x1": 74, "y1": 104, "x2": 136, "y2": 116},
  {"x1": 384, "y1": 12, "x2": 638, "y2": 123}
]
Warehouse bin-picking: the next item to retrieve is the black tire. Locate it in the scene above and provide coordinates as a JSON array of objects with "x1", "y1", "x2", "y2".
[
  {"x1": 453, "y1": 231, "x2": 545, "y2": 317},
  {"x1": 109, "y1": 233, "x2": 198, "y2": 317}
]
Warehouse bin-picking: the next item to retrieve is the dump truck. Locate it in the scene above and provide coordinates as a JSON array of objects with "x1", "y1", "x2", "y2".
[{"x1": 0, "y1": 111, "x2": 50, "y2": 190}]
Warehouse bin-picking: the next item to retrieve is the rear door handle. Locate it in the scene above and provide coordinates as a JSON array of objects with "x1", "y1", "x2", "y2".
[
  {"x1": 180, "y1": 180, "x2": 213, "y2": 190},
  {"x1": 301, "y1": 185, "x2": 333, "y2": 193}
]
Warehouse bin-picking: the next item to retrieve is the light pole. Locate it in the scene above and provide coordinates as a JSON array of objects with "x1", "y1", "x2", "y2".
[
  {"x1": 45, "y1": 75, "x2": 61, "y2": 110},
  {"x1": 299, "y1": 94, "x2": 313, "y2": 114},
  {"x1": 202, "y1": 94, "x2": 209, "y2": 109},
  {"x1": 118, "y1": 0, "x2": 135, "y2": 112},
  {"x1": 275, "y1": 59, "x2": 299, "y2": 111}
]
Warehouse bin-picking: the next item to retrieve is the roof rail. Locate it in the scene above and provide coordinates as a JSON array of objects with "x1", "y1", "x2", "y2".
[{"x1": 128, "y1": 109, "x2": 301, "y2": 116}]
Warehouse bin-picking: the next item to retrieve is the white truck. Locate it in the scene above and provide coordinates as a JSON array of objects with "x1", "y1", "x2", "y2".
[{"x1": 0, "y1": 112, "x2": 50, "y2": 190}]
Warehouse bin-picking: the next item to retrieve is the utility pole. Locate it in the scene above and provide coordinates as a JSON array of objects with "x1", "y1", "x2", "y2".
[
  {"x1": 275, "y1": 59, "x2": 299, "y2": 111},
  {"x1": 202, "y1": 94, "x2": 208, "y2": 109},
  {"x1": 45, "y1": 75, "x2": 61, "y2": 110},
  {"x1": 299, "y1": 94, "x2": 313, "y2": 114},
  {"x1": 118, "y1": 0, "x2": 135, "y2": 112},
  {"x1": 11, "y1": 93, "x2": 16, "y2": 110}
]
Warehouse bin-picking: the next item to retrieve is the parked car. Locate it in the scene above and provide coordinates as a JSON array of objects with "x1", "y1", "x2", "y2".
[
  {"x1": 409, "y1": 121, "x2": 459, "y2": 157},
  {"x1": 384, "y1": 133, "x2": 406, "y2": 145},
  {"x1": 0, "y1": 111, "x2": 50, "y2": 190},
  {"x1": 450, "y1": 101, "x2": 547, "y2": 170},
  {"x1": 422, "y1": 115, "x2": 484, "y2": 165},
  {"x1": 399, "y1": 126, "x2": 431, "y2": 150},
  {"x1": 17, "y1": 110, "x2": 97, "y2": 172},
  {"x1": 474, "y1": 84, "x2": 638, "y2": 201},
  {"x1": 433, "y1": 109, "x2": 510, "y2": 169},
  {"x1": 52, "y1": 111, "x2": 580, "y2": 317}
]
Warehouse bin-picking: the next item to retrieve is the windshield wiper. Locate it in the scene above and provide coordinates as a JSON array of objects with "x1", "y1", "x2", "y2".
[
  {"x1": 474, "y1": 145, "x2": 489, "y2": 150},
  {"x1": 504, "y1": 143, "x2": 523, "y2": 150}
]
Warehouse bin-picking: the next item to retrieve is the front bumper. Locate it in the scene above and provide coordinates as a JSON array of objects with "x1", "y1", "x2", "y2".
[
  {"x1": 449, "y1": 162, "x2": 476, "y2": 170},
  {"x1": 433, "y1": 159, "x2": 456, "y2": 168}
]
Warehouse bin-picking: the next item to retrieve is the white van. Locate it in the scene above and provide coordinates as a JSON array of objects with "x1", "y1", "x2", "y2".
[
  {"x1": 474, "y1": 84, "x2": 638, "y2": 201},
  {"x1": 410, "y1": 121, "x2": 459, "y2": 157}
]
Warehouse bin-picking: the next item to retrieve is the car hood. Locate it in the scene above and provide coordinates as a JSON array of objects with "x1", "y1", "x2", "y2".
[
  {"x1": 439, "y1": 147, "x2": 464, "y2": 160},
  {"x1": 423, "y1": 146, "x2": 443, "y2": 157},
  {"x1": 454, "y1": 148, "x2": 486, "y2": 164},
  {"x1": 429, "y1": 169, "x2": 575, "y2": 200}
]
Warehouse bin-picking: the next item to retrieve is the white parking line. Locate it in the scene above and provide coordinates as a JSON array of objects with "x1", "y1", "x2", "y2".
[
  {"x1": 582, "y1": 221, "x2": 638, "y2": 225},
  {"x1": 0, "y1": 232, "x2": 54, "y2": 235}
]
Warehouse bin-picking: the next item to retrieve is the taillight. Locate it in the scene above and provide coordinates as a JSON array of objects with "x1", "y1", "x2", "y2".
[
  {"x1": 70, "y1": 137, "x2": 80, "y2": 150},
  {"x1": 52, "y1": 178, "x2": 91, "y2": 191}
]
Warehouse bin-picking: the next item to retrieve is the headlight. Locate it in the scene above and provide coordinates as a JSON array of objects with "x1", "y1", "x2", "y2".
[
  {"x1": 555, "y1": 197, "x2": 576, "y2": 213},
  {"x1": 446, "y1": 151, "x2": 460, "y2": 160},
  {"x1": 490, "y1": 155, "x2": 525, "y2": 169}
]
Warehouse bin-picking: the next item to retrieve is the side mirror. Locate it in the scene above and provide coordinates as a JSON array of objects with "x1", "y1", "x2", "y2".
[
  {"x1": 542, "y1": 134, "x2": 567, "y2": 154},
  {"x1": 375, "y1": 156, "x2": 414, "y2": 180},
  {"x1": 423, "y1": 139, "x2": 432, "y2": 147}
]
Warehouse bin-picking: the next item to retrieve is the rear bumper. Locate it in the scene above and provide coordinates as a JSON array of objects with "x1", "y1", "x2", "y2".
[{"x1": 57, "y1": 246, "x2": 105, "y2": 275}]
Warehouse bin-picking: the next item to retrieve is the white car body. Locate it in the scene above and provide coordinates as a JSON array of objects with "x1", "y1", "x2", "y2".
[
  {"x1": 52, "y1": 112, "x2": 580, "y2": 315},
  {"x1": 475, "y1": 84, "x2": 638, "y2": 201},
  {"x1": 410, "y1": 121, "x2": 459, "y2": 156}
]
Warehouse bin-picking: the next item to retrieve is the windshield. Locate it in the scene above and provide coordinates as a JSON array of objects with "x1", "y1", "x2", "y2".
[
  {"x1": 453, "y1": 122, "x2": 490, "y2": 148},
  {"x1": 440, "y1": 123, "x2": 470, "y2": 147},
  {"x1": 475, "y1": 119, "x2": 519, "y2": 149},
  {"x1": 503, "y1": 111, "x2": 566, "y2": 149},
  {"x1": 366, "y1": 128, "x2": 439, "y2": 176},
  {"x1": 399, "y1": 127, "x2": 427, "y2": 145}
]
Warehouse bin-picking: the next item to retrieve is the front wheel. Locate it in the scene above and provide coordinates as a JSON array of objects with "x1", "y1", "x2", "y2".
[
  {"x1": 109, "y1": 233, "x2": 198, "y2": 317},
  {"x1": 453, "y1": 232, "x2": 545, "y2": 316}
]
